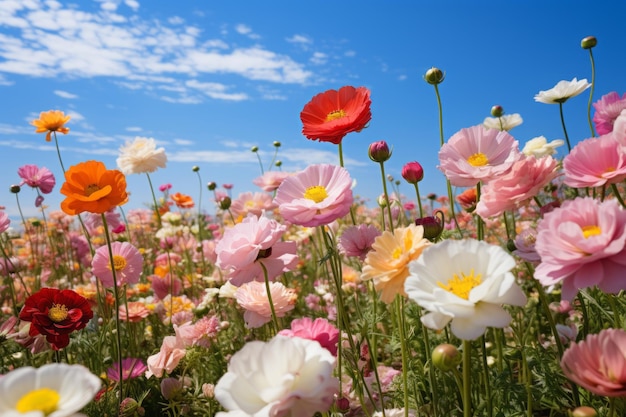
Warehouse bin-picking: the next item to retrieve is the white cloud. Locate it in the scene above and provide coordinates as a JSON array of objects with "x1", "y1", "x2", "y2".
[
  {"x1": 168, "y1": 16, "x2": 184, "y2": 25},
  {"x1": 124, "y1": 0, "x2": 139, "y2": 11},
  {"x1": 174, "y1": 138, "x2": 193, "y2": 145},
  {"x1": 186, "y1": 79, "x2": 248, "y2": 101},
  {"x1": 54, "y1": 90, "x2": 78, "y2": 99},
  {"x1": 344, "y1": 50, "x2": 356, "y2": 57},
  {"x1": 286, "y1": 34, "x2": 312, "y2": 45},
  {"x1": 310, "y1": 52, "x2": 327, "y2": 65},
  {"x1": 235, "y1": 23, "x2": 252, "y2": 35},
  {"x1": 125, "y1": 126, "x2": 142, "y2": 132}
]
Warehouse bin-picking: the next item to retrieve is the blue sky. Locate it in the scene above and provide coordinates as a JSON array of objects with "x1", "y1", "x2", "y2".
[{"x1": 1, "y1": 0, "x2": 625, "y2": 220}]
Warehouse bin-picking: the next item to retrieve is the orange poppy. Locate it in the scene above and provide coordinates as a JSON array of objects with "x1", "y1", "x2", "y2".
[
  {"x1": 300, "y1": 86, "x2": 372, "y2": 144},
  {"x1": 60, "y1": 160, "x2": 128, "y2": 215},
  {"x1": 171, "y1": 192, "x2": 195, "y2": 209},
  {"x1": 31, "y1": 110, "x2": 71, "y2": 142}
]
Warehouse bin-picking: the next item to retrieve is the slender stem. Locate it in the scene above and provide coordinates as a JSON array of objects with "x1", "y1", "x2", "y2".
[
  {"x1": 558, "y1": 103, "x2": 572, "y2": 152},
  {"x1": 379, "y1": 162, "x2": 395, "y2": 233},
  {"x1": 146, "y1": 173, "x2": 163, "y2": 228},
  {"x1": 476, "y1": 183, "x2": 484, "y2": 241},
  {"x1": 586, "y1": 48, "x2": 597, "y2": 137},
  {"x1": 268, "y1": 146, "x2": 279, "y2": 171},
  {"x1": 395, "y1": 296, "x2": 410, "y2": 417},
  {"x1": 338, "y1": 142, "x2": 345, "y2": 167},
  {"x1": 53, "y1": 131, "x2": 67, "y2": 173},
  {"x1": 413, "y1": 183, "x2": 424, "y2": 219},
  {"x1": 462, "y1": 340, "x2": 472, "y2": 417},
  {"x1": 481, "y1": 335, "x2": 493, "y2": 417},
  {"x1": 608, "y1": 397, "x2": 616, "y2": 417},
  {"x1": 259, "y1": 262, "x2": 279, "y2": 334},
  {"x1": 610, "y1": 183, "x2": 626, "y2": 208},
  {"x1": 254, "y1": 150, "x2": 264, "y2": 174}
]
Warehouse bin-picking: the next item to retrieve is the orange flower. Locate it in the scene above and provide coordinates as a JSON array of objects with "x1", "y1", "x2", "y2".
[
  {"x1": 60, "y1": 160, "x2": 128, "y2": 215},
  {"x1": 171, "y1": 192, "x2": 194, "y2": 209},
  {"x1": 31, "y1": 110, "x2": 71, "y2": 142},
  {"x1": 300, "y1": 86, "x2": 372, "y2": 144}
]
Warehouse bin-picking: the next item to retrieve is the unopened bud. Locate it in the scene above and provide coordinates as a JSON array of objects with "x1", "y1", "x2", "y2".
[
  {"x1": 432, "y1": 343, "x2": 461, "y2": 371},
  {"x1": 251, "y1": 146, "x2": 259, "y2": 152},
  {"x1": 119, "y1": 398, "x2": 140, "y2": 417},
  {"x1": 401, "y1": 161, "x2": 424, "y2": 184},
  {"x1": 490, "y1": 105, "x2": 504, "y2": 118},
  {"x1": 207, "y1": 181, "x2": 217, "y2": 191},
  {"x1": 570, "y1": 406, "x2": 597, "y2": 417},
  {"x1": 506, "y1": 239, "x2": 517, "y2": 253},
  {"x1": 192, "y1": 165, "x2": 200, "y2": 172},
  {"x1": 273, "y1": 141, "x2": 281, "y2": 147},
  {"x1": 9, "y1": 185, "x2": 20, "y2": 194},
  {"x1": 424, "y1": 67, "x2": 445, "y2": 85},
  {"x1": 580, "y1": 36, "x2": 597, "y2": 50},
  {"x1": 415, "y1": 213, "x2": 444, "y2": 241},
  {"x1": 219, "y1": 196, "x2": 232, "y2": 210},
  {"x1": 275, "y1": 160, "x2": 282, "y2": 167},
  {"x1": 368, "y1": 140, "x2": 392, "y2": 163}
]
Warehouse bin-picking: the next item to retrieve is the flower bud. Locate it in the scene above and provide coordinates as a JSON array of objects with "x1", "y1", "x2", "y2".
[
  {"x1": 570, "y1": 406, "x2": 597, "y2": 417},
  {"x1": 9, "y1": 185, "x2": 20, "y2": 194},
  {"x1": 207, "y1": 181, "x2": 217, "y2": 191},
  {"x1": 368, "y1": 140, "x2": 392, "y2": 163},
  {"x1": 336, "y1": 397, "x2": 351, "y2": 412},
  {"x1": 580, "y1": 36, "x2": 597, "y2": 50},
  {"x1": 415, "y1": 215, "x2": 444, "y2": 240},
  {"x1": 490, "y1": 105, "x2": 504, "y2": 118},
  {"x1": 119, "y1": 398, "x2": 140, "y2": 417},
  {"x1": 432, "y1": 343, "x2": 461, "y2": 371},
  {"x1": 273, "y1": 141, "x2": 281, "y2": 147},
  {"x1": 401, "y1": 161, "x2": 424, "y2": 184},
  {"x1": 377, "y1": 194, "x2": 388, "y2": 208},
  {"x1": 424, "y1": 67, "x2": 445, "y2": 85},
  {"x1": 275, "y1": 160, "x2": 282, "y2": 167},
  {"x1": 506, "y1": 239, "x2": 516, "y2": 252},
  {"x1": 251, "y1": 146, "x2": 259, "y2": 152},
  {"x1": 219, "y1": 196, "x2": 232, "y2": 210},
  {"x1": 427, "y1": 193, "x2": 437, "y2": 201},
  {"x1": 192, "y1": 165, "x2": 200, "y2": 172}
]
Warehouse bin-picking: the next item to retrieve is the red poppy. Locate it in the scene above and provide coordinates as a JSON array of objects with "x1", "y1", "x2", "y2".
[
  {"x1": 171, "y1": 192, "x2": 195, "y2": 209},
  {"x1": 300, "y1": 86, "x2": 372, "y2": 144},
  {"x1": 19, "y1": 288, "x2": 93, "y2": 350}
]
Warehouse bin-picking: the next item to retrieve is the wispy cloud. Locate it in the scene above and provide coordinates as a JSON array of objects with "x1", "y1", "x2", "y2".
[{"x1": 54, "y1": 90, "x2": 79, "y2": 99}]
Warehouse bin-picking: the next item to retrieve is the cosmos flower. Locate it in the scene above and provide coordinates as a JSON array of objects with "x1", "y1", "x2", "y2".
[
  {"x1": 483, "y1": 113, "x2": 523, "y2": 131},
  {"x1": 279, "y1": 317, "x2": 340, "y2": 356},
  {"x1": 300, "y1": 86, "x2": 372, "y2": 144},
  {"x1": 116, "y1": 136, "x2": 167, "y2": 175},
  {"x1": 534, "y1": 78, "x2": 591, "y2": 104},
  {"x1": 252, "y1": 171, "x2": 292, "y2": 192},
  {"x1": 592, "y1": 91, "x2": 626, "y2": 135},
  {"x1": 31, "y1": 110, "x2": 71, "y2": 142},
  {"x1": 107, "y1": 358, "x2": 148, "y2": 382},
  {"x1": 521, "y1": 136, "x2": 565, "y2": 158},
  {"x1": 338, "y1": 224, "x2": 381, "y2": 261},
  {"x1": 91, "y1": 241, "x2": 144, "y2": 288},
  {"x1": 17, "y1": 164, "x2": 56, "y2": 194},
  {"x1": 563, "y1": 135, "x2": 626, "y2": 188}
]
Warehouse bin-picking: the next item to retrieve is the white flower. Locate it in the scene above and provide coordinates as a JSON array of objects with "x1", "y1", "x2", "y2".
[
  {"x1": 405, "y1": 239, "x2": 527, "y2": 340},
  {"x1": 116, "y1": 136, "x2": 167, "y2": 174},
  {"x1": 522, "y1": 136, "x2": 565, "y2": 157},
  {"x1": 534, "y1": 78, "x2": 591, "y2": 104},
  {"x1": 483, "y1": 113, "x2": 523, "y2": 131},
  {"x1": 0, "y1": 363, "x2": 101, "y2": 417},
  {"x1": 215, "y1": 335, "x2": 339, "y2": 417}
]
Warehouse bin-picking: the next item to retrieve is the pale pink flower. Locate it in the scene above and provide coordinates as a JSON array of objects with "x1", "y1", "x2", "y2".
[
  {"x1": 151, "y1": 274, "x2": 182, "y2": 300},
  {"x1": 235, "y1": 281, "x2": 297, "y2": 328},
  {"x1": 279, "y1": 317, "x2": 340, "y2": 356},
  {"x1": 91, "y1": 241, "x2": 143, "y2": 288},
  {"x1": 83, "y1": 207, "x2": 125, "y2": 234},
  {"x1": 438, "y1": 125, "x2": 519, "y2": 187},
  {"x1": 614, "y1": 109, "x2": 626, "y2": 146},
  {"x1": 0, "y1": 211, "x2": 10, "y2": 233},
  {"x1": 145, "y1": 335, "x2": 186, "y2": 378},
  {"x1": 175, "y1": 315, "x2": 221, "y2": 348},
  {"x1": 215, "y1": 214, "x2": 298, "y2": 286},
  {"x1": 512, "y1": 227, "x2": 541, "y2": 263},
  {"x1": 119, "y1": 301, "x2": 150, "y2": 322},
  {"x1": 561, "y1": 328, "x2": 626, "y2": 397},
  {"x1": 17, "y1": 164, "x2": 56, "y2": 194},
  {"x1": 593, "y1": 91, "x2": 626, "y2": 135},
  {"x1": 535, "y1": 197, "x2": 626, "y2": 300},
  {"x1": 338, "y1": 224, "x2": 381, "y2": 260},
  {"x1": 563, "y1": 135, "x2": 626, "y2": 188},
  {"x1": 253, "y1": 171, "x2": 292, "y2": 192},
  {"x1": 229, "y1": 192, "x2": 276, "y2": 219},
  {"x1": 274, "y1": 164, "x2": 354, "y2": 227},
  {"x1": 476, "y1": 155, "x2": 560, "y2": 218}
]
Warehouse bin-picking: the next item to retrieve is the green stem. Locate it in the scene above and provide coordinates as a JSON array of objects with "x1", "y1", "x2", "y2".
[
  {"x1": 259, "y1": 262, "x2": 279, "y2": 334},
  {"x1": 254, "y1": 150, "x2": 265, "y2": 174},
  {"x1": 586, "y1": 48, "x2": 597, "y2": 137},
  {"x1": 481, "y1": 335, "x2": 493, "y2": 417},
  {"x1": 395, "y1": 296, "x2": 410, "y2": 417},
  {"x1": 413, "y1": 183, "x2": 424, "y2": 219},
  {"x1": 610, "y1": 183, "x2": 626, "y2": 208},
  {"x1": 558, "y1": 102, "x2": 572, "y2": 153},
  {"x1": 476, "y1": 183, "x2": 484, "y2": 241},
  {"x1": 462, "y1": 339, "x2": 472, "y2": 417},
  {"x1": 146, "y1": 173, "x2": 163, "y2": 228},
  {"x1": 53, "y1": 131, "x2": 67, "y2": 173},
  {"x1": 379, "y1": 161, "x2": 395, "y2": 233}
]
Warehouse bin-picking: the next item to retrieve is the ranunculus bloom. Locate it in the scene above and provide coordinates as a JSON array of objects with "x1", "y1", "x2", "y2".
[
  {"x1": 31, "y1": 110, "x2": 71, "y2": 142},
  {"x1": 338, "y1": 224, "x2": 381, "y2": 261},
  {"x1": 171, "y1": 192, "x2": 194, "y2": 209},
  {"x1": 0, "y1": 363, "x2": 101, "y2": 416},
  {"x1": 17, "y1": 164, "x2": 56, "y2": 194},
  {"x1": 279, "y1": 317, "x2": 340, "y2": 356},
  {"x1": 561, "y1": 328, "x2": 626, "y2": 397},
  {"x1": 522, "y1": 136, "x2": 565, "y2": 158},
  {"x1": 252, "y1": 171, "x2": 291, "y2": 192},
  {"x1": 119, "y1": 301, "x2": 150, "y2": 322},
  {"x1": 19, "y1": 288, "x2": 94, "y2": 350},
  {"x1": 117, "y1": 136, "x2": 168, "y2": 175},
  {"x1": 534, "y1": 197, "x2": 626, "y2": 300},
  {"x1": 438, "y1": 125, "x2": 519, "y2": 187},
  {"x1": 175, "y1": 315, "x2": 221, "y2": 348},
  {"x1": 215, "y1": 214, "x2": 298, "y2": 286},
  {"x1": 361, "y1": 224, "x2": 432, "y2": 303},
  {"x1": 563, "y1": 135, "x2": 626, "y2": 188},
  {"x1": 534, "y1": 78, "x2": 591, "y2": 104},
  {"x1": 214, "y1": 335, "x2": 339, "y2": 417},
  {"x1": 476, "y1": 155, "x2": 560, "y2": 218},
  {"x1": 107, "y1": 358, "x2": 148, "y2": 382},
  {"x1": 60, "y1": 160, "x2": 128, "y2": 215},
  {"x1": 91, "y1": 241, "x2": 143, "y2": 288},
  {"x1": 300, "y1": 86, "x2": 372, "y2": 144},
  {"x1": 592, "y1": 91, "x2": 626, "y2": 135},
  {"x1": 405, "y1": 239, "x2": 527, "y2": 340},
  {"x1": 456, "y1": 188, "x2": 477, "y2": 211},
  {"x1": 234, "y1": 281, "x2": 297, "y2": 328},
  {"x1": 145, "y1": 335, "x2": 186, "y2": 378},
  {"x1": 483, "y1": 113, "x2": 523, "y2": 131},
  {"x1": 274, "y1": 164, "x2": 354, "y2": 227}
]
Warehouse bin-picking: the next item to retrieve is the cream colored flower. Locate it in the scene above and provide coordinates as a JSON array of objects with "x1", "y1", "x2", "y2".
[
  {"x1": 116, "y1": 136, "x2": 167, "y2": 175},
  {"x1": 534, "y1": 78, "x2": 591, "y2": 104},
  {"x1": 483, "y1": 113, "x2": 523, "y2": 131},
  {"x1": 522, "y1": 136, "x2": 565, "y2": 157}
]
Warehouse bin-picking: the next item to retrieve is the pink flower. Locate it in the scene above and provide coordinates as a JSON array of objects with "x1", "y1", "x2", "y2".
[
  {"x1": 119, "y1": 301, "x2": 150, "y2": 322},
  {"x1": 146, "y1": 335, "x2": 186, "y2": 378},
  {"x1": 614, "y1": 109, "x2": 626, "y2": 146},
  {"x1": 107, "y1": 358, "x2": 148, "y2": 382},
  {"x1": 274, "y1": 164, "x2": 354, "y2": 227},
  {"x1": 535, "y1": 197, "x2": 626, "y2": 300},
  {"x1": 592, "y1": 92, "x2": 626, "y2": 135},
  {"x1": 338, "y1": 224, "x2": 381, "y2": 260},
  {"x1": 91, "y1": 242, "x2": 143, "y2": 288},
  {"x1": 17, "y1": 164, "x2": 56, "y2": 194},
  {"x1": 229, "y1": 191, "x2": 276, "y2": 219},
  {"x1": 252, "y1": 171, "x2": 291, "y2": 192},
  {"x1": 476, "y1": 155, "x2": 560, "y2": 218},
  {"x1": 561, "y1": 328, "x2": 626, "y2": 397},
  {"x1": 151, "y1": 274, "x2": 182, "y2": 300},
  {"x1": 215, "y1": 214, "x2": 298, "y2": 286},
  {"x1": 438, "y1": 125, "x2": 519, "y2": 187},
  {"x1": 0, "y1": 210, "x2": 9, "y2": 233},
  {"x1": 159, "y1": 183, "x2": 172, "y2": 192},
  {"x1": 83, "y1": 208, "x2": 125, "y2": 235},
  {"x1": 563, "y1": 135, "x2": 626, "y2": 188},
  {"x1": 279, "y1": 317, "x2": 340, "y2": 356},
  {"x1": 512, "y1": 227, "x2": 541, "y2": 263},
  {"x1": 235, "y1": 281, "x2": 297, "y2": 328},
  {"x1": 175, "y1": 315, "x2": 221, "y2": 348}
]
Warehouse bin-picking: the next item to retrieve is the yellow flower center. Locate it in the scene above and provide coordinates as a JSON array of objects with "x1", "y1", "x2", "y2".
[
  {"x1": 16, "y1": 388, "x2": 60, "y2": 415},
  {"x1": 467, "y1": 152, "x2": 489, "y2": 167},
  {"x1": 84, "y1": 183, "x2": 100, "y2": 196},
  {"x1": 304, "y1": 185, "x2": 328, "y2": 203},
  {"x1": 111, "y1": 255, "x2": 127, "y2": 271},
  {"x1": 392, "y1": 247, "x2": 402, "y2": 259},
  {"x1": 326, "y1": 109, "x2": 347, "y2": 122},
  {"x1": 438, "y1": 269, "x2": 482, "y2": 300},
  {"x1": 582, "y1": 225, "x2": 601, "y2": 239},
  {"x1": 48, "y1": 303, "x2": 68, "y2": 322}
]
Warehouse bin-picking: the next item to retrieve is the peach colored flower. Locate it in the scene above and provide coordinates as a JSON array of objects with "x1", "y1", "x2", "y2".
[
  {"x1": 171, "y1": 192, "x2": 194, "y2": 209},
  {"x1": 119, "y1": 301, "x2": 150, "y2": 323},
  {"x1": 252, "y1": 171, "x2": 292, "y2": 192},
  {"x1": 235, "y1": 281, "x2": 297, "y2": 328},
  {"x1": 31, "y1": 110, "x2": 71, "y2": 142},
  {"x1": 145, "y1": 335, "x2": 186, "y2": 378}
]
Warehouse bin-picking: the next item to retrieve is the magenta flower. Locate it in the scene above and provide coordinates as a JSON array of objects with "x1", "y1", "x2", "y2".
[
  {"x1": 273, "y1": 164, "x2": 354, "y2": 227},
  {"x1": 535, "y1": 197, "x2": 626, "y2": 300},
  {"x1": 279, "y1": 317, "x2": 340, "y2": 356},
  {"x1": 215, "y1": 214, "x2": 298, "y2": 286},
  {"x1": 592, "y1": 91, "x2": 626, "y2": 135},
  {"x1": 17, "y1": 164, "x2": 55, "y2": 194},
  {"x1": 91, "y1": 241, "x2": 144, "y2": 288},
  {"x1": 438, "y1": 125, "x2": 519, "y2": 187},
  {"x1": 338, "y1": 224, "x2": 381, "y2": 260},
  {"x1": 563, "y1": 135, "x2": 626, "y2": 188},
  {"x1": 475, "y1": 155, "x2": 560, "y2": 218},
  {"x1": 561, "y1": 328, "x2": 626, "y2": 397},
  {"x1": 107, "y1": 358, "x2": 148, "y2": 382}
]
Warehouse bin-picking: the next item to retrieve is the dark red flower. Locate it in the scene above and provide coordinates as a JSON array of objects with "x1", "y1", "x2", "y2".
[
  {"x1": 300, "y1": 86, "x2": 372, "y2": 144},
  {"x1": 19, "y1": 287, "x2": 93, "y2": 350}
]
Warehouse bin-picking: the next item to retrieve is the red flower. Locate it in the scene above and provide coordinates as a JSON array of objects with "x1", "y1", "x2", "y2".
[
  {"x1": 300, "y1": 86, "x2": 372, "y2": 144},
  {"x1": 19, "y1": 288, "x2": 93, "y2": 350}
]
